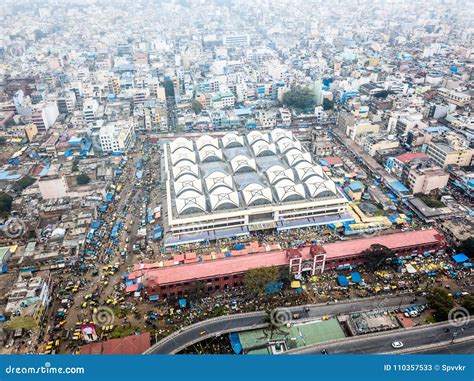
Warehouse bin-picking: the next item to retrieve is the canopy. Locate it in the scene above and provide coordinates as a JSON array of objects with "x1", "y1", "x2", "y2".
[
  {"x1": 351, "y1": 272, "x2": 361, "y2": 283},
  {"x1": 337, "y1": 275, "x2": 349, "y2": 287},
  {"x1": 290, "y1": 280, "x2": 301, "y2": 289},
  {"x1": 452, "y1": 253, "x2": 469, "y2": 263},
  {"x1": 178, "y1": 298, "x2": 187, "y2": 308}
]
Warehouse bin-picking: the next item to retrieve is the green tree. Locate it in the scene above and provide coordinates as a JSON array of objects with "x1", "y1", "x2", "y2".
[
  {"x1": 72, "y1": 159, "x2": 79, "y2": 172},
  {"x1": 76, "y1": 174, "x2": 91, "y2": 185},
  {"x1": 0, "y1": 137, "x2": 6, "y2": 144},
  {"x1": 16, "y1": 176, "x2": 36, "y2": 190},
  {"x1": 427, "y1": 287, "x2": 454, "y2": 322},
  {"x1": 458, "y1": 238, "x2": 474, "y2": 259},
  {"x1": 0, "y1": 192, "x2": 13, "y2": 216},
  {"x1": 243, "y1": 266, "x2": 280, "y2": 296},
  {"x1": 282, "y1": 86, "x2": 316, "y2": 111},
  {"x1": 163, "y1": 79, "x2": 175, "y2": 98},
  {"x1": 361, "y1": 244, "x2": 396, "y2": 270},
  {"x1": 187, "y1": 281, "x2": 206, "y2": 302},
  {"x1": 191, "y1": 99, "x2": 203, "y2": 114},
  {"x1": 461, "y1": 295, "x2": 474, "y2": 314},
  {"x1": 322, "y1": 98, "x2": 334, "y2": 111}
]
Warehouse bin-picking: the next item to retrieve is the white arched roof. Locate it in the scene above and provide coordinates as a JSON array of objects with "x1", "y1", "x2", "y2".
[
  {"x1": 175, "y1": 193, "x2": 207, "y2": 215},
  {"x1": 247, "y1": 131, "x2": 270, "y2": 146},
  {"x1": 173, "y1": 162, "x2": 200, "y2": 180},
  {"x1": 199, "y1": 147, "x2": 223, "y2": 163},
  {"x1": 277, "y1": 139, "x2": 302, "y2": 155},
  {"x1": 174, "y1": 175, "x2": 203, "y2": 197},
  {"x1": 204, "y1": 171, "x2": 234, "y2": 193},
  {"x1": 222, "y1": 133, "x2": 244, "y2": 148},
  {"x1": 170, "y1": 137, "x2": 193, "y2": 153},
  {"x1": 242, "y1": 183, "x2": 273, "y2": 206},
  {"x1": 305, "y1": 179, "x2": 337, "y2": 199},
  {"x1": 252, "y1": 142, "x2": 277, "y2": 157},
  {"x1": 266, "y1": 165, "x2": 295, "y2": 185},
  {"x1": 285, "y1": 151, "x2": 312, "y2": 167},
  {"x1": 295, "y1": 164, "x2": 324, "y2": 182},
  {"x1": 209, "y1": 188, "x2": 240, "y2": 211},
  {"x1": 230, "y1": 155, "x2": 256, "y2": 173},
  {"x1": 275, "y1": 179, "x2": 306, "y2": 202},
  {"x1": 270, "y1": 128, "x2": 293, "y2": 143},
  {"x1": 171, "y1": 149, "x2": 196, "y2": 166},
  {"x1": 196, "y1": 134, "x2": 219, "y2": 151}
]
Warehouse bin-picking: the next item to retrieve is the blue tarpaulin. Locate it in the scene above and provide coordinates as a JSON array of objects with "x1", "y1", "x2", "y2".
[
  {"x1": 233, "y1": 244, "x2": 245, "y2": 250},
  {"x1": 229, "y1": 333, "x2": 242, "y2": 354},
  {"x1": 337, "y1": 275, "x2": 349, "y2": 287},
  {"x1": 351, "y1": 272, "x2": 362, "y2": 283},
  {"x1": 178, "y1": 298, "x2": 187, "y2": 308},
  {"x1": 148, "y1": 295, "x2": 159, "y2": 301},
  {"x1": 452, "y1": 253, "x2": 469, "y2": 263},
  {"x1": 265, "y1": 282, "x2": 284, "y2": 295}
]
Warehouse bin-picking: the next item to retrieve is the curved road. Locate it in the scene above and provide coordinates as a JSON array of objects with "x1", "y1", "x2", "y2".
[{"x1": 145, "y1": 295, "x2": 423, "y2": 354}]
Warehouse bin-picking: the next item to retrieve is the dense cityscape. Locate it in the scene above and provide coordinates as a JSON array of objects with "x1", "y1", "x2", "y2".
[{"x1": 0, "y1": 0, "x2": 473, "y2": 357}]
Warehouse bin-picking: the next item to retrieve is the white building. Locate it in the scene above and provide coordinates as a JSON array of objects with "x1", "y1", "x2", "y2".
[{"x1": 99, "y1": 121, "x2": 136, "y2": 153}]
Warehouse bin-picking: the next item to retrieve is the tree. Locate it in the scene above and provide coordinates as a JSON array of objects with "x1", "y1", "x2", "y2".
[
  {"x1": 361, "y1": 244, "x2": 396, "y2": 270},
  {"x1": 322, "y1": 98, "x2": 334, "y2": 111},
  {"x1": 76, "y1": 174, "x2": 91, "y2": 185},
  {"x1": 0, "y1": 137, "x2": 6, "y2": 144},
  {"x1": 461, "y1": 295, "x2": 474, "y2": 314},
  {"x1": 16, "y1": 176, "x2": 36, "y2": 190},
  {"x1": 458, "y1": 238, "x2": 474, "y2": 259},
  {"x1": 191, "y1": 99, "x2": 203, "y2": 114},
  {"x1": 187, "y1": 281, "x2": 206, "y2": 302},
  {"x1": 0, "y1": 192, "x2": 13, "y2": 216},
  {"x1": 428, "y1": 287, "x2": 454, "y2": 322},
  {"x1": 72, "y1": 159, "x2": 79, "y2": 172},
  {"x1": 282, "y1": 87, "x2": 317, "y2": 111},
  {"x1": 243, "y1": 266, "x2": 280, "y2": 296}
]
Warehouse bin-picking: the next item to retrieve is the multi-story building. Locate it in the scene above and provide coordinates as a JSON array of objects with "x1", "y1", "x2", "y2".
[
  {"x1": 407, "y1": 166, "x2": 449, "y2": 194},
  {"x1": 56, "y1": 90, "x2": 77, "y2": 114},
  {"x1": 437, "y1": 88, "x2": 471, "y2": 107},
  {"x1": 31, "y1": 102, "x2": 59, "y2": 132},
  {"x1": 99, "y1": 121, "x2": 136, "y2": 153},
  {"x1": 83, "y1": 98, "x2": 99, "y2": 125},
  {"x1": 426, "y1": 140, "x2": 474, "y2": 168}
]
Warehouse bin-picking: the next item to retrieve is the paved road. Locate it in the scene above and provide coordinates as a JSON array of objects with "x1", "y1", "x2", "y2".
[
  {"x1": 291, "y1": 320, "x2": 474, "y2": 354},
  {"x1": 415, "y1": 340, "x2": 474, "y2": 354},
  {"x1": 146, "y1": 295, "x2": 423, "y2": 354}
]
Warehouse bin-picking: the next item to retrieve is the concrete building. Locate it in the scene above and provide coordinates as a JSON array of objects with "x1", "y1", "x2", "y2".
[
  {"x1": 437, "y1": 88, "x2": 471, "y2": 107},
  {"x1": 407, "y1": 166, "x2": 449, "y2": 194},
  {"x1": 99, "y1": 121, "x2": 136, "y2": 153},
  {"x1": 426, "y1": 140, "x2": 474, "y2": 168},
  {"x1": 31, "y1": 103, "x2": 59, "y2": 132},
  {"x1": 163, "y1": 130, "x2": 350, "y2": 245},
  {"x1": 346, "y1": 120, "x2": 380, "y2": 140}
]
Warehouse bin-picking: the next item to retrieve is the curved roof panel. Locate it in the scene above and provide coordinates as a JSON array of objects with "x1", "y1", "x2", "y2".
[
  {"x1": 175, "y1": 193, "x2": 207, "y2": 215},
  {"x1": 209, "y1": 188, "x2": 240, "y2": 211},
  {"x1": 204, "y1": 171, "x2": 234, "y2": 193},
  {"x1": 222, "y1": 133, "x2": 244, "y2": 148},
  {"x1": 173, "y1": 163, "x2": 200, "y2": 180},
  {"x1": 266, "y1": 164, "x2": 295, "y2": 185},
  {"x1": 275, "y1": 179, "x2": 306, "y2": 202},
  {"x1": 196, "y1": 134, "x2": 219, "y2": 151},
  {"x1": 252, "y1": 142, "x2": 277, "y2": 157},
  {"x1": 270, "y1": 128, "x2": 293, "y2": 143},
  {"x1": 242, "y1": 183, "x2": 273, "y2": 206},
  {"x1": 247, "y1": 131, "x2": 270, "y2": 146},
  {"x1": 199, "y1": 148, "x2": 223, "y2": 163},
  {"x1": 174, "y1": 175, "x2": 203, "y2": 197},
  {"x1": 171, "y1": 150, "x2": 196, "y2": 166},
  {"x1": 285, "y1": 151, "x2": 312, "y2": 167},
  {"x1": 170, "y1": 137, "x2": 193, "y2": 153},
  {"x1": 230, "y1": 155, "x2": 257, "y2": 173},
  {"x1": 277, "y1": 139, "x2": 302, "y2": 155},
  {"x1": 295, "y1": 164, "x2": 325, "y2": 182},
  {"x1": 305, "y1": 179, "x2": 337, "y2": 199}
]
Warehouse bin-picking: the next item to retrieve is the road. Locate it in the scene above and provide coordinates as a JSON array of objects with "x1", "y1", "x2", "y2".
[
  {"x1": 145, "y1": 295, "x2": 423, "y2": 354},
  {"x1": 291, "y1": 320, "x2": 474, "y2": 354},
  {"x1": 415, "y1": 340, "x2": 474, "y2": 354}
]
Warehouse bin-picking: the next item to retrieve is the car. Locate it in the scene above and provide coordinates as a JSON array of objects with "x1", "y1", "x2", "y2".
[
  {"x1": 200, "y1": 330, "x2": 206, "y2": 336},
  {"x1": 391, "y1": 341, "x2": 404, "y2": 349},
  {"x1": 292, "y1": 313, "x2": 300, "y2": 319}
]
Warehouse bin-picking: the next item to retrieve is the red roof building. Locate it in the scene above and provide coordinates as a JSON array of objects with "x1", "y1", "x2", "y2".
[
  {"x1": 135, "y1": 230, "x2": 445, "y2": 299},
  {"x1": 80, "y1": 332, "x2": 150, "y2": 354}
]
